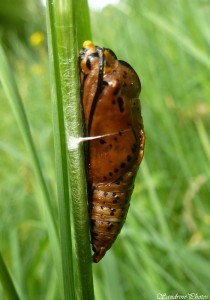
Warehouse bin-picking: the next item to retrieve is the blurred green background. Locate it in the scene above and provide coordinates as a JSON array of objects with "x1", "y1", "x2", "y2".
[{"x1": 0, "y1": 0, "x2": 210, "y2": 299}]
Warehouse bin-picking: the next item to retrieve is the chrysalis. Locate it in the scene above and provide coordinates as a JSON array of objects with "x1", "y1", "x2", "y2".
[{"x1": 79, "y1": 41, "x2": 145, "y2": 262}]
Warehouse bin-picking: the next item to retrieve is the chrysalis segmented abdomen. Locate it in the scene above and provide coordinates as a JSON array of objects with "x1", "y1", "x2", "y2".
[
  {"x1": 79, "y1": 41, "x2": 145, "y2": 262},
  {"x1": 91, "y1": 182, "x2": 133, "y2": 262}
]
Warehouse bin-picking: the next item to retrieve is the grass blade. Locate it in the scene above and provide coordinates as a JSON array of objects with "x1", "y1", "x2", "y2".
[
  {"x1": 46, "y1": 0, "x2": 94, "y2": 299},
  {"x1": 0, "y1": 44, "x2": 61, "y2": 296},
  {"x1": 0, "y1": 252, "x2": 20, "y2": 300}
]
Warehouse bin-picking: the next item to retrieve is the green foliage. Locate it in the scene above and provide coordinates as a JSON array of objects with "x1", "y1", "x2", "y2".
[
  {"x1": 0, "y1": 0, "x2": 210, "y2": 299},
  {"x1": 0, "y1": 0, "x2": 45, "y2": 51},
  {"x1": 91, "y1": 0, "x2": 210, "y2": 299},
  {"x1": 0, "y1": 43, "x2": 58, "y2": 299}
]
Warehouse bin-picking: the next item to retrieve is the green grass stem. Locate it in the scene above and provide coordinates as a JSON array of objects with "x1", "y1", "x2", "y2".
[
  {"x1": 46, "y1": 0, "x2": 94, "y2": 299},
  {"x1": 0, "y1": 252, "x2": 20, "y2": 300}
]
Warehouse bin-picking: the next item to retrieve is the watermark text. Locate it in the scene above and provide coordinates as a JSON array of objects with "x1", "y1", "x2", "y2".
[{"x1": 157, "y1": 293, "x2": 208, "y2": 300}]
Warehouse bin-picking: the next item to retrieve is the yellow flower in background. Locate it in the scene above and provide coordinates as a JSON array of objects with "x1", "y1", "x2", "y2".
[
  {"x1": 30, "y1": 31, "x2": 45, "y2": 46},
  {"x1": 31, "y1": 64, "x2": 44, "y2": 75}
]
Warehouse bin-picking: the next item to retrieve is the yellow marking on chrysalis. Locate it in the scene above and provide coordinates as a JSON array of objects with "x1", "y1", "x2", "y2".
[
  {"x1": 83, "y1": 40, "x2": 95, "y2": 49},
  {"x1": 80, "y1": 40, "x2": 98, "y2": 74}
]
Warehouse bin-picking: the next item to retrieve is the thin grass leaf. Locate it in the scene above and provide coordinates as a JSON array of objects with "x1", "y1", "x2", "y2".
[
  {"x1": 46, "y1": 0, "x2": 94, "y2": 299},
  {"x1": 0, "y1": 46, "x2": 57, "y2": 234},
  {"x1": 141, "y1": 160, "x2": 171, "y2": 242},
  {"x1": 195, "y1": 119, "x2": 210, "y2": 164},
  {"x1": 0, "y1": 252, "x2": 20, "y2": 300},
  {"x1": 144, "y1": 11, "x2": 210, "y2": 68},
  {"x1": 0, "y1": 44, "x2": 61, "y2": 297},
  {"x1": 9, "y1": 230, "x2": 26, "y2": 299},
  {"x1": 100, "y1": 253, "x2": 125, "y2": 300}
]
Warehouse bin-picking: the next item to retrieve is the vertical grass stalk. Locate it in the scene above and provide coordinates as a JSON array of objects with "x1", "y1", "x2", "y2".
[{"x1": 46, "y1": 0, "x2": 94, "y2": 299}]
